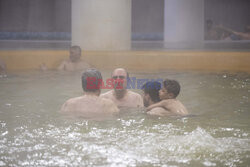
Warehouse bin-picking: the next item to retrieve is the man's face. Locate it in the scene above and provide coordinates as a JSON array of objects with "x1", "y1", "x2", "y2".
[
  {"x1": 159, "y1": 87, "x2": 171, "y2": 100},
  {"x1": 69, "y1": 48, "x2": 81, "y2": 62},
  {"x1": 112, "y1": 69, "x2": 127, "y2": 90}
]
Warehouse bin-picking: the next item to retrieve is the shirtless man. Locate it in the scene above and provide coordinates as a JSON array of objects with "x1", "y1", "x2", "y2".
[
  {"x1": 57, "y1": 45, "x2": 92, "y2": 71},
  {"x1": 60, "y1": 69, "x2": 119, "y2": 119},
  {"x1": 100, "y1": 68, "x2": 143, "y2": 108},
  {"x1": 218, "y1": 25, "x2": 250, "y2": 40},
  {"x1": 142, "y1": 81, "x2": 172, "y2": 116},
  {"x1": 147, "y1": 79, "x2": 188, "y2": 116}
]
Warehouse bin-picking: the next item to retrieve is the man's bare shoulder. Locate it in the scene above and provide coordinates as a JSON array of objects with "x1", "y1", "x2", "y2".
[
  {"x1": 101, "y1": 97, "x2": 116, "y2": 107},
  {"x1": 61, "y1": 59, "x2": 71, "y2": 64},
  {"x1": 67, "y1": 96, "x2": 83, "y2": 102},
  {"x1": 100, "y1": 97, "x2": 119, "y2": 113},
  {"x1": 127, "y1": 90, "x2": 142, "y2": 98},
  {"x1": 127, "y1": 90, "x2": 143, "y2": 107},
  {"x1": 61, "y1": 96, "x2": 82, "y2": 107},
  {"x1": 100, "y1": 90, "x2": 113, "y2": 97},
  {"x1": 79, "y1": 60, "x2": 90, "y2": 65},
  {"x1": 57, "y1": 59, "x2": 71, "y2": 70}
]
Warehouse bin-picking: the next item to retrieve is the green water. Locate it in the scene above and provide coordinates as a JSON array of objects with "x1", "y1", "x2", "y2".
[{"x1": 0, "y1": 70, "x2": 249, "y2": 166}]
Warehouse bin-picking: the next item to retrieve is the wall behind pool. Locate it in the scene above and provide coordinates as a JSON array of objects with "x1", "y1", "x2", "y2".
[{"x1": 0, "y1": 50, "x2": 250, "y2": 73}]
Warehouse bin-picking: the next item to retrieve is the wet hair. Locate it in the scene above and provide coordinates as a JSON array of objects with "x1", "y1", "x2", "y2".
[
  {"x1": 82, "y1": 69, "x2": 102, "y2": 92},
  {"x1": 142, "y1": 81, "x2": 161, "y2": 103},
  {"x1": 163, "y1": 79, "x2": 180, "y2": 98},
  {"x1": 70, "y1": 45, "x2": 81, "y2": 54}
]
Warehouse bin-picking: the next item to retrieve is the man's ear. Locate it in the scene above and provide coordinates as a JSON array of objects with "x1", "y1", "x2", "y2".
[{"x1": 168, "y1": 93, "x2": 175, "y2": 99}]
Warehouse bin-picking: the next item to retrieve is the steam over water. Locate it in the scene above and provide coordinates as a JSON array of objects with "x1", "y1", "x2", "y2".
[{"x1": 0, "y1": 70, "x2": 249, "y2": 166}]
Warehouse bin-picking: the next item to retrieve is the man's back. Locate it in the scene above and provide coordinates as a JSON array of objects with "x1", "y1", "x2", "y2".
[
  {"x1": 60, "y1": 95, "x2": 119, "y2": 119},
  {"x1": 161, "y1": 99, "x2": 188, "y2": 115},
  {"x1": 100, "y1": 90, "x2": 143, "y2": 108},
  {"x1": 147, "y1": 107, "x2": 172, "y2": 116}
]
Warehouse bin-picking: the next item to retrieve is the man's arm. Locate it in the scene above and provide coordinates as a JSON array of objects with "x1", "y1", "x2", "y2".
[
  {"x1": 57, "y1": 61, "x2": 66, "y2": 71},
  {"x1": 59, "y1": 99, "x2": 74, "y2": 114},
  {"x1": 146, "y1": 101, "x2": 165, "y2": 111},
  {"x1": 136, "y1": 94, "x2": 144, "y2": 108},
  {"x1": 102, "y1": 98, "x2": 119, "y2": 115},
  {"x1": 216, "y1": 25, "x2": 250, "y2": 40},
  {"x1": 147, "y1": 107, "x2": 172, "y2": 116},
  {"x1": 232, "y1": 32, "x2": 250, "y2": 40},
  {"x1": 146, "y1": 100, "x2": 174, "y2": 113}
]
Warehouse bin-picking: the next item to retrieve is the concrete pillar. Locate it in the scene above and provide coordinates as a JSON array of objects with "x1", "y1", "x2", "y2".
[
  {"x1": 164, "y1": 0, "x2": 204, "y2": 44},
  {"x1": 72, "y1": 0, "x2": 131, "y2": 51}
]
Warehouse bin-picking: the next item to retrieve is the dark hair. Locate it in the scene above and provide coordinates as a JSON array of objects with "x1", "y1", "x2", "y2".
[
  {"x1": 70, "y1": 45, "x2": 81, "y2": 53},
  {"x1": 82, "y1": 69, "x2": 102, "y2": 92},
  {"x1": 142, "y1": 81, "x2": 161, "y2": 103},
  {"x1": 163, "y1": 79, "x2": 180, "y2": 98}
]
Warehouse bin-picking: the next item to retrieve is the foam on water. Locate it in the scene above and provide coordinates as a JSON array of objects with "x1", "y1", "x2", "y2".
[{"x1": 1, "y1": 117, "x2": 250, "y2": 166}]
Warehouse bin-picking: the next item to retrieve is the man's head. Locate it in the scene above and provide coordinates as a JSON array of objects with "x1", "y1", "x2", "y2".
[
  {"x1": 142, "y1": 81, "x2": 161, "y2": 107},
  {"x1": 82, "y1": 68, "x2": 102, "y2": 95},
  {"x1": 159, "y1": 79, "x2": 180, "y2": 100},
  {"x1": 69, "y1": 45, "x2": 81, "y2": 62},
  {"x1": 111, "y1": 68, "x2": 129, "y2": 91},
  {"x1": 206, "y1": 19, "x2": 213, "y2": 31}
]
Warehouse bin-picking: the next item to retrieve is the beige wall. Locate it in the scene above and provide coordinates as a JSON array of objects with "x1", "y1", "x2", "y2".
[{"x1": 0, "y1": 50, "x2": 250, "y2": 73}]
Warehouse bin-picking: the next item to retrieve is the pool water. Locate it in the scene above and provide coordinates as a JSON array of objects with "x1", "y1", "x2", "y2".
[{"x1": 0, "y1": 70, "x2": 249, "y2": 166}]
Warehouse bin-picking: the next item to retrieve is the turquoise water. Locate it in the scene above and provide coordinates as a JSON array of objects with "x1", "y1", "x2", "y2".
[{"x1": 0, "y1": 70, "x2": 249, "y2": 166}]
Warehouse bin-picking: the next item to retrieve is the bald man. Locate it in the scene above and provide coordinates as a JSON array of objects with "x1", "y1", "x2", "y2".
[{"x1": 100, "y1": 68, "x2": 143, "y2": 108}]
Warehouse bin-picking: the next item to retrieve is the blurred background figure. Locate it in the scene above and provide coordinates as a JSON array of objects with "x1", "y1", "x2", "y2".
[
  {"x1": 205, "y1": 19, "x2": 219, "y2": 40},
  {"x1": 39, "y1": 45, "x2": 93, "y2": 72},
  {"x1": 57, "y1": 45, "x2": 92, "y2": 71},
  {"x1": 205, "y1": 19, "x2": 231, "y2": 40},
  {"x1": 218, "y1": 25, "x2": 250, "y2": 40},
  {"x1": 0, "y1": 59, "x2": 7, "y2": 76}
]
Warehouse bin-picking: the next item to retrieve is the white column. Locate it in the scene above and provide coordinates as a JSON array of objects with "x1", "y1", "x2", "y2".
[
  {"x1": 164, "y1": 0, "x2": 204, "y2": 43},
  {"x1": 72, "y1": 0, "x2": 131, "y2": 51}
]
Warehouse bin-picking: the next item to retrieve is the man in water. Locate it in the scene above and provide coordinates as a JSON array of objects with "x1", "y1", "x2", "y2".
[
  {"x1": 100, "y1": 68, "x2": 143, "y2": 108},
  {"x1": 142, "y1": 81, "x2": 172, "y2": 116},
  {"x1": 60, "y1": 69, "x2": 119, "y2": 119},
  {"x1": 146, "y1": 79, "x2": 188, "y2": 116},
  {"x1": 57, "y1": 45, "x2": 92, "y2": 71}
]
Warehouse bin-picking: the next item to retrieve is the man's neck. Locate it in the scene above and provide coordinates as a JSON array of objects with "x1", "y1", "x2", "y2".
[
  {"x1": 114, "y1": 89, "x2": 127, "y2": 99},
  {"x1": 84, "y1": 91, "x2": 100, "y2": 96}
]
